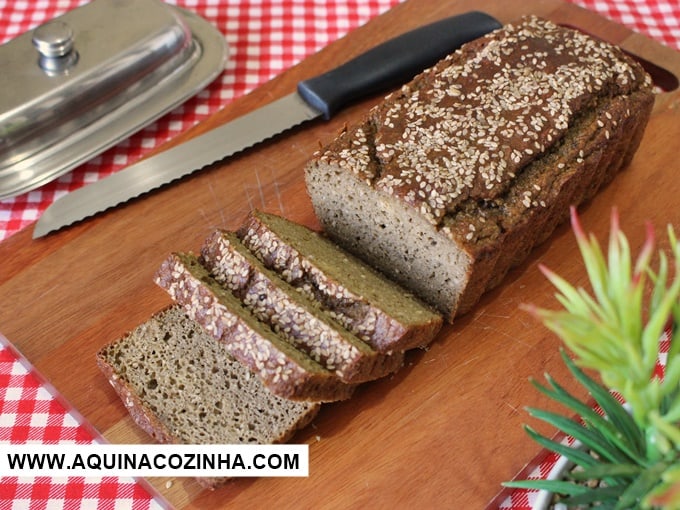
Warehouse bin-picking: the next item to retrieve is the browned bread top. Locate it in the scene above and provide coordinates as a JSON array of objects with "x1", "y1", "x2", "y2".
[{"x1": 313, "y1": 16, "x2": 652, "y2": 227}]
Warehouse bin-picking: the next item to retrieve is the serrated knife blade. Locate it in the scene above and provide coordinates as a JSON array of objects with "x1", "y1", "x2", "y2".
[{"x1": 33, "y1": 11, "x2": 501, "y2": 239}]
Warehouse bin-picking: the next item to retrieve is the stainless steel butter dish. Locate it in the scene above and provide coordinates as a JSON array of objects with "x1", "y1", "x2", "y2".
[{"x1": 0, "y1": 0, "x2": 228, "y2": 200}]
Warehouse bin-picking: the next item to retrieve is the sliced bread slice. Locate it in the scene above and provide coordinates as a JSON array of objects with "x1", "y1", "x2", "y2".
[
  {"x1": 97, "y1": 305, "x2": 320, "y2": 489},
  {"x1": 237, "y1": 210, "x2": 443, "y2": 352},
  {"x1": 200, "y1": 230, "x2": 404, "y2": 383},
  {"x1": 154, "y1": 253, "x2": 354, "y2": 402}
]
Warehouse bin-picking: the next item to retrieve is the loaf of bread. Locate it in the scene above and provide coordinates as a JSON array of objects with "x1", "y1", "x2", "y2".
[
  {"x1": 305, "y1": 16, "x2": 654, "y2": 322},
  {"x1": 237, "y1": 210, "x2": 443, "y2": 352},
  {"x1": 200, "y1": 230, "x2": 404, "y2": 383},
  {"x1": 96, "y1": 305, "x2": 320, "y2": 489},
  {"x1": 154, "y1": 253, "x2": 356, "y2": 402}
]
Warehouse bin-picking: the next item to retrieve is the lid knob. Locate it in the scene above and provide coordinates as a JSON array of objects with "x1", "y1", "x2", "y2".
[{"x1": 32, "y1": 20, "x2": 78, "y2": 73}]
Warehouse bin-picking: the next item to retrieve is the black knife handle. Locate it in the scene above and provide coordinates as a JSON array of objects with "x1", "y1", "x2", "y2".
[{"x1": 297, "y1": 11, "x2": 501, "y2": 120}]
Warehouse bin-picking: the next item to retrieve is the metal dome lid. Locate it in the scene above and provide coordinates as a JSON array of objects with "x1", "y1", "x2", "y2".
[{"x1": 0, "y1": 0, "x2": 228, "y2": 199}]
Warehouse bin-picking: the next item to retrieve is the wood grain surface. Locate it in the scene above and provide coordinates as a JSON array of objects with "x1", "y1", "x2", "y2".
[{"x1": 1, "y1": 0, "x2": 679, "y2": 508}]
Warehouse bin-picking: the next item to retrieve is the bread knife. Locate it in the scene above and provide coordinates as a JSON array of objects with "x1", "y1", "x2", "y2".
[{"x1": 33, "y1": 11, "x2": 502, "y2": 238}]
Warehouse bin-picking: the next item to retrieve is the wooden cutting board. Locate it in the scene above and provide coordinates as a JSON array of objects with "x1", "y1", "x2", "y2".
[{"x1": 1, "y1": 0, "x2": 679, "y2": 508}]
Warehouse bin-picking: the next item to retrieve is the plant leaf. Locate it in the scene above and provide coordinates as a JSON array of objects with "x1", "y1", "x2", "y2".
[
  {"x1": 531, "y1": 373, "x2": 646, "y2": 464},
  {"x1": 561, "y1": 352, "x2": 645, "y2": 456},
  {"x1": 501, "y1": 478, "x2": 591, "y2": 496},
  {"x1": 644, "y1": 462, "x2": 680, "y2": 509},
  {"x1": 526, "y1": 407, "x2": 631, "y2": 464},
  {"x1": 647, "y1": 251, "x2": 669, "y2": 322},
  {"x1": 563, "y1": 484, "x2": 625, "y2": 507},
  {"x1": 569, "y1": 463, "x2": 643, "y2": 481},
  {"x1": 642, "y1": 277, "x2": 680, "y2": 377},
  {"x1": 523, "y1": 425, "x2": 599, "y2": 468},
  {"x1": 616, "y1": 461, "x2": 668, "y2": 509}
]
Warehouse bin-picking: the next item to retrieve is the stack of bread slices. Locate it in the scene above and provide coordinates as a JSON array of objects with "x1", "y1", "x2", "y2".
[{"x1": 97, "y1": 210, "x2": 442, "y2": 487}]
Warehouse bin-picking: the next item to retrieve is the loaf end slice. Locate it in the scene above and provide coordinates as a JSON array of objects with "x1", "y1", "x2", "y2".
[
  {"x1": 97, "y1": 305, "x2": 320, "y2": 489},
  {"x1": 305, "y1": 16, "x2": 654, "y2": 322},
  {"x1": 237, "y1": 210, "x2": 443, "y2": 352},
  {"x1": 154, "y1": 252, "x2": 355, "y2": 402},
  {"x1": 200, "y1": 230, "x2": 404, "y2": 383}
]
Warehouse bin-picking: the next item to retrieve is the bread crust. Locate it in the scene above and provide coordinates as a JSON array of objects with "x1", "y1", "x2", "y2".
[{"x1": 305, "y1": 16, "x2": 654, "y2": 321}]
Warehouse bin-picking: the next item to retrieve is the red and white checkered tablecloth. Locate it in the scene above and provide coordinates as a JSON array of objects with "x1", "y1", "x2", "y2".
[
  {"x1": 0, "y1": 333, "x2": 167, "y2": 509},
  {"x1": 0, "y1": 1, "x2": 679, "y2": 508},
  {"x1": 0, "y1": 0, "x2": 679, "y2": 242}
]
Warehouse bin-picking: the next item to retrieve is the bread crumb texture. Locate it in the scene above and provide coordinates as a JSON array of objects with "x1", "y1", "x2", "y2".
[{"x1": 98, "y1": 306, "x2": 319, "y2": 445}]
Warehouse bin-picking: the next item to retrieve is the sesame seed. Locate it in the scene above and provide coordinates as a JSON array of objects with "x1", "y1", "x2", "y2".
[{"x1": 315, "y1": 16, "x2": 643, "y2": 224}]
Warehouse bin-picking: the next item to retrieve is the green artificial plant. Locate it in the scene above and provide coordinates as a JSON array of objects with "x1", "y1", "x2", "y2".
[{"x1": 503, "y1": 206, "x2": 680, "y2": 509}]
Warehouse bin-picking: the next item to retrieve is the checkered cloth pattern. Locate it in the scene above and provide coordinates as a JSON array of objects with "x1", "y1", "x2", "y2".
[
  {"x1": 0, "y1": 1, "x2": 678, "y2": 508},
  {"x1": 0, "y1": 0, "x2": 679, "y2": 241},
  {"x1": 0, "y1": 334, "x2": 165, "y2": 509}
]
